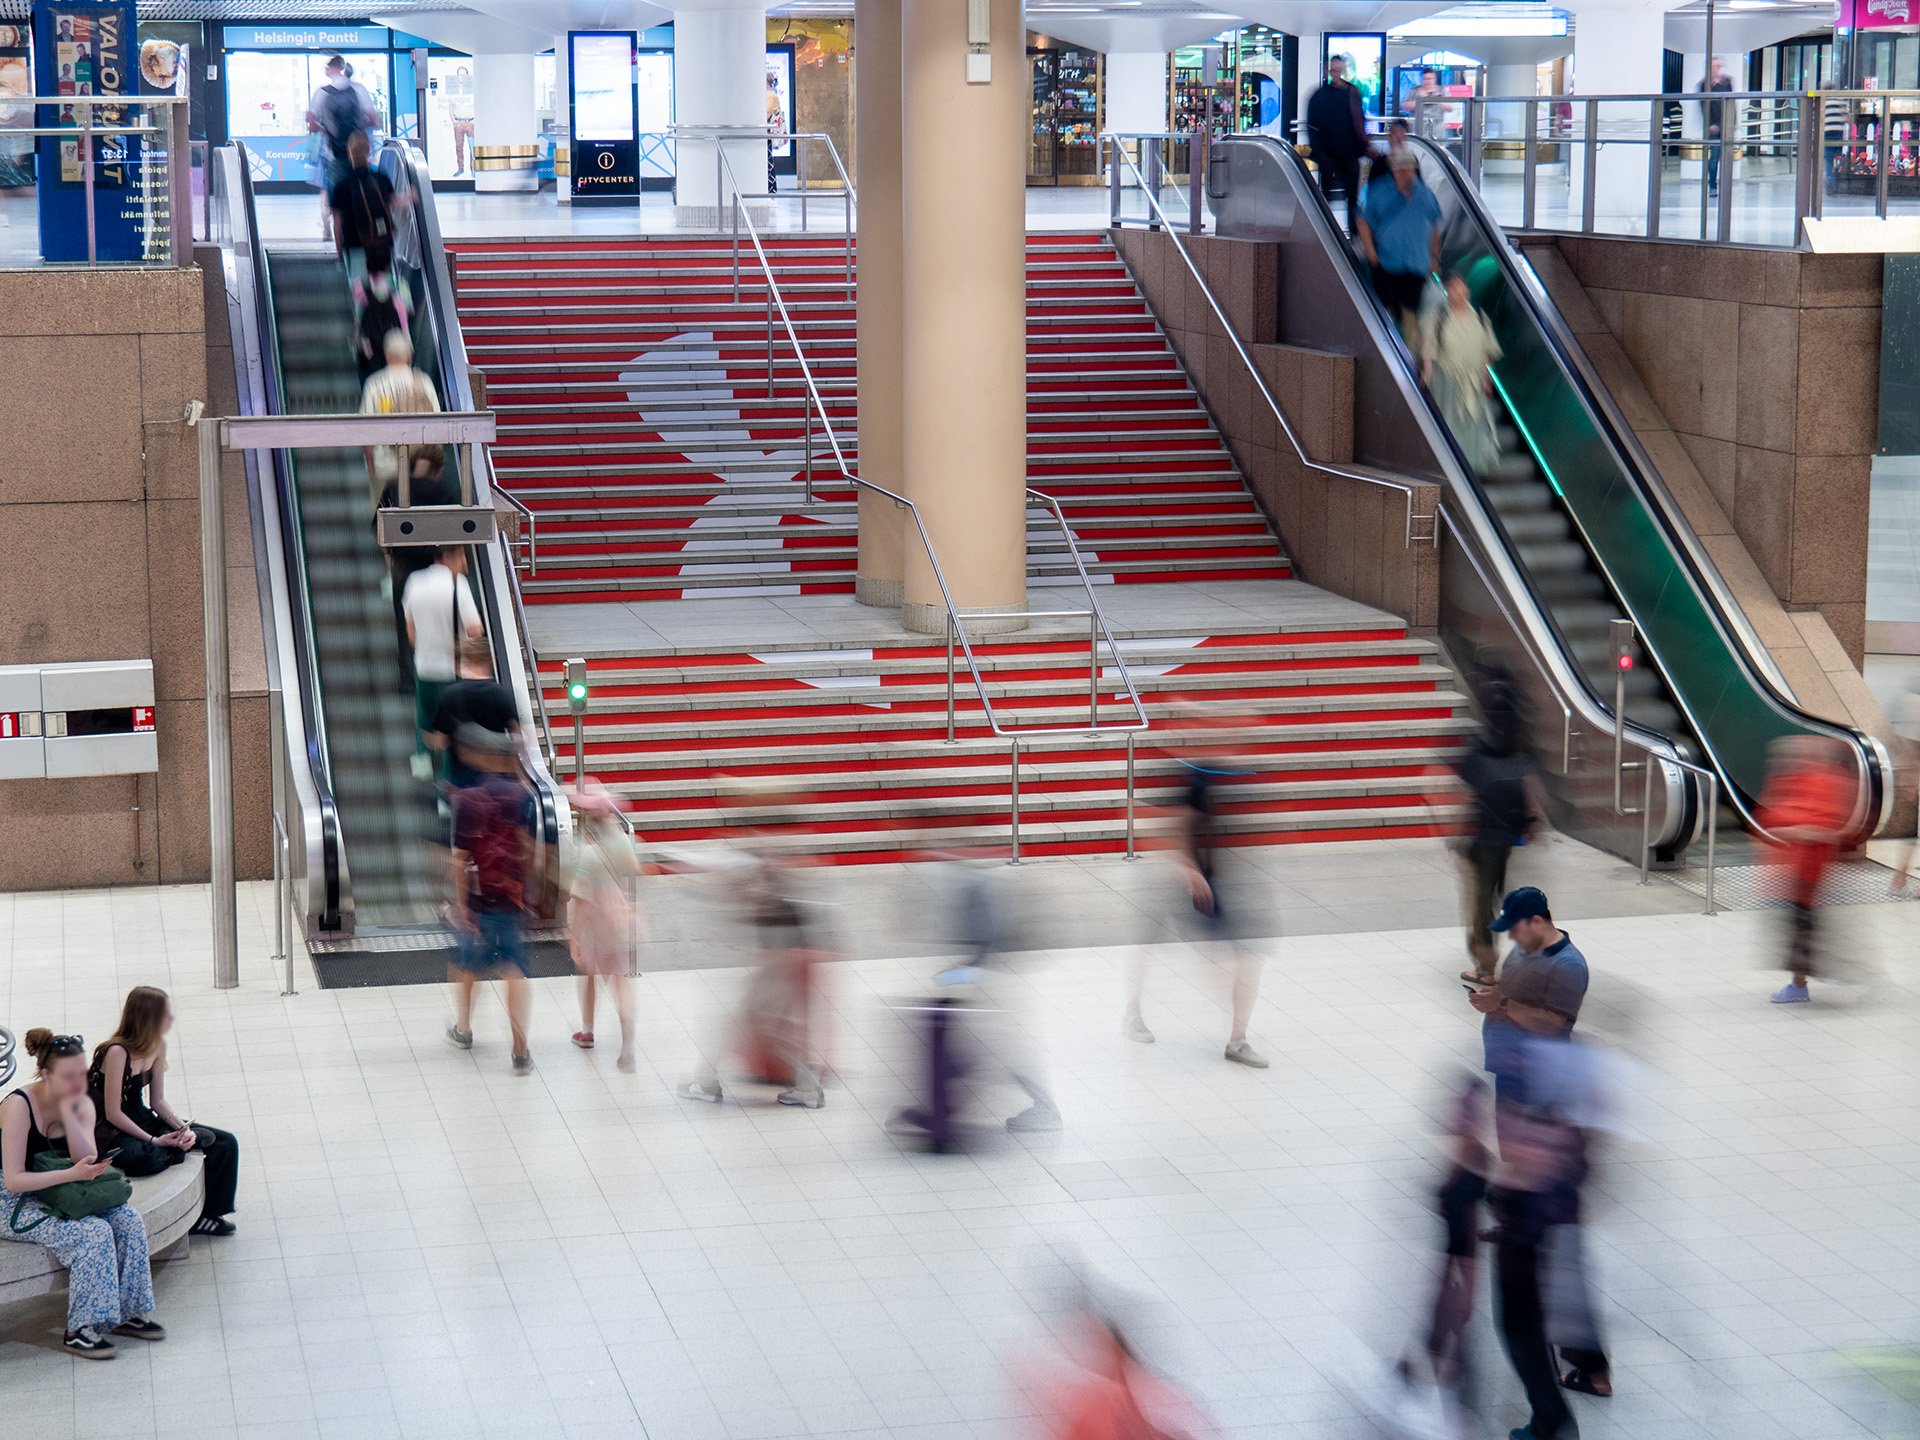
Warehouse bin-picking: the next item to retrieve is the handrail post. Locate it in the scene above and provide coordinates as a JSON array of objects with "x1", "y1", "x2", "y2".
[
  {"x1": 733, "y1": 194, "x2": 741, "y2": 301},
  {"x1": 1146, "y1": 139, "x2": 1163, "y2": 230},
  {"x1": 1877, "y1": 95, "x2": 1893, "y2": 220},
  {"x1": 766, "y1": 287, "x2": 775, "y2": 398},
  {"x1": 273, "y1": 811, "x2": 295, "y2": 995},
  {"x1": 1088, "y1": 613, "x2": 1099, "y2": 726},
  {"x1": 1639, "y1": 752, "x2": 1655, "y2": 883},
  {"x1": 1125, "y1": 732, "x2": 1137, "y2": 860},
  {"x1": 1582, "y1": 98, "x2": 1599, "y2": 232},
  {"x1": 799, "y1": 138, "x2": 809, "y2": 229},
  {"x1": 1646, "y1": 101, "x2": 1664, "y2": 239},
  {"x1": 1008, "y1": 738, "x2": 1022, "y2": 864},
  {"x1": 1189, "y1": 125, "x2": 1205, "y2": 235},
  {"x1": 1107, "y1": 136, "x2": 1122, "y2": 226},
  {"x1": 804, "y1": 402, "x2": 814, "y2": 504},
  {"x1": 1704, "y1": 773, "x2": 1719, "y2": 915},
  {"x1": 1522, "y1": 100, "x2": 1539, "y2": 229},
  {"x1": 83, "y1": 100, "x2": 97, "y2": 265},
  {"x1": 946, "y1": 613, "x2": 957, "y2": 743},
  {"x1": 1717, "y1": 123, "x2": 1736, "y2": 241},
  {"x1": 1462, "y1": 98, "x2": 1481, "y2": 185}
]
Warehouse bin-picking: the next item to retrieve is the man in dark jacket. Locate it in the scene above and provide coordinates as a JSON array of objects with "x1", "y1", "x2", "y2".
[{"x1": 1306, "y1": 55, "x2": 1368, "y2": 234}]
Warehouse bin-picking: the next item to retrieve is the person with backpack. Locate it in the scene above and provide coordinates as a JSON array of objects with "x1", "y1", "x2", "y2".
[
  {"x1": 329, "y1": 128, "x2": 410, "y2": 378},
  {"x1": 445, "y1": 736, "x2": 537, "y2": 1075},
  {"x1": 308, "y1": 53, "x2": 377, "y2": 238}
]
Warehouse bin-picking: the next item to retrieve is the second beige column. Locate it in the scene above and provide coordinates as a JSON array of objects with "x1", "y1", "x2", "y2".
[{"x1": 899, "y1": 0, "x2": 1028, "y2": 635}]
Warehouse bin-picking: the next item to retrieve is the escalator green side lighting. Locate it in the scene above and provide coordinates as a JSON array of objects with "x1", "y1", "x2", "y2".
[{"x1": 1487, "y1": 369, "x2": 1565, "y2": 500}]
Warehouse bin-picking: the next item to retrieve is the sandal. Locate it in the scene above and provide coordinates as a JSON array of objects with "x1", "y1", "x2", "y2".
[
  {"x1": 1560, "y1": 1368, "x2": 1611, "y2": 1397},
  {"x1": 571, "y1": 1031, "x2": 595, "y2": 1050}
]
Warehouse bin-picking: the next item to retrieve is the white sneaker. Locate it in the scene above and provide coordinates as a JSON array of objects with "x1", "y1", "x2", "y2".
[
  {"x1": 1224, "y1": 1040, "x2": 1270, "y2": 1069},
  {"x1": 776, "y1": 1086, "x2": 824, "y2": 1109},
  {"x1": 1123, "y1": 1012, "x2": 1155, "y2": 1044},
  {"x1": 676, "y1": 1078, "x2": 723, "y2": 1103}
]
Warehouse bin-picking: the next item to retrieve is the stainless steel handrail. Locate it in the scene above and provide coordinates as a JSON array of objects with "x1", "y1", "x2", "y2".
[
  {"x1": 494, "y1": 486, "x2": 538, "y2": 577},
  {"x1": 1104, "y1": 134, "x2": 1438, "y2": 550},
  {"x1": 666, "y1": 126, "x2": 856, "y2": 297},
  {"x1": 715, "y1": 146, "x2": 1148, "y2": 858},
  {"x1": 1641, "y1": 750, "x2": 1720, "y2": 914}
]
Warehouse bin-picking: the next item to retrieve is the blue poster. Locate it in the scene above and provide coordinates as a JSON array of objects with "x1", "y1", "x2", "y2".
[{"x1": 33, "y1": 0, "x2": 145, "y2": 261}]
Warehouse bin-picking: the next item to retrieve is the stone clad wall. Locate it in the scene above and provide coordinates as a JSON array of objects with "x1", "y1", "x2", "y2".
[
  {"x1": 0, "y1": 264, "x2": 270, "y2": 889},
  {"x1": 1545, "y1": 237, "x2": 1880, "y2": 663},
  {"x1": 1110, "y1": 225, "x2": 1441, "y2": 629}
]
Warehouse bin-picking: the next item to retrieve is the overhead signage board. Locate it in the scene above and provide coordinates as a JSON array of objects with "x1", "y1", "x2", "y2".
[{"x1": 569, "y1": 30, "x2": 638, "y2": 204}]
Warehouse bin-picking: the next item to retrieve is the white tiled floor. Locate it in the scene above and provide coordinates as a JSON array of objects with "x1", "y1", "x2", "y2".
[{"x1": 4, "y1": 849, "x2": 1920, "y2": 1438}]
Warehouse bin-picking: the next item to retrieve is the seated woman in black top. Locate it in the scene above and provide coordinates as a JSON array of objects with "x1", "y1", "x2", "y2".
[{"x1": 89, "y1": 986, "x2": 240, "y2": 1237}]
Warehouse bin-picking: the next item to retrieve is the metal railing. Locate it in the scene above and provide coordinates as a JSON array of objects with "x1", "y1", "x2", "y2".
[
  {"x1": 1104, "y1": 133, "x2": 1439, "y2": 550},
  {"x1": 1422, "y1": 88, "x2": 1920, "y2": 247},
  {"x1": 1, "y1": 95, "x2": 192, "y2": 265},
  {"x1": 662, "y1": 125, "x2": 855, "y2": 294},
  {"x1": 494, "y1": 486, "x2": 539, "y2": 577},
  {"x1": 715, "y1": 144, "x2": 1149, "y2": 860}
]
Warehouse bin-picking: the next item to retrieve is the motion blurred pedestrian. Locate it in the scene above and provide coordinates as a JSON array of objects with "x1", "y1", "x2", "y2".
[
  {"x1": 379, "y1": 445, "x2": 457, "y2": 685},
  {"x1": 402, "y1": 545, "x2": 484, "y2": 781},
  {"x1": 423, "y1": 635, "x2": 517, "y2": 792},
  {"x1": 360, "y1": 329, "x2": 440, "y2": 511},
  {"x1": 567, "y1": 781, "x2": 639, "y2": 1072},
  {"x1": 1032, "y1": 1303, "x2": 1207, "y2": 1440},
  {"x1": 677, "y1": 845, "x2": 827, "y2": 1109},
  {"x1": 444, "y1": 729, "x2": 536, "y2": 1075},
  {"x1": 1358, "y1": 149, "x2": 1443, "y2": 350},
  {"x1": 1422, "y1": 273, "x2": 1504, "y2": 473},
  {"x1": 1125, "y1": 748, "x2": 1268, "y2": 1069},
  {"x1": 1306, "y1": 54, "x2": 1369, "y2": 234},
  {"x1": 1758, "y1": 735, "x2": 1853, "y2": 1003},
  {"x1": 1454, "y1": 662, "x2": 1544, "y2": 984}
]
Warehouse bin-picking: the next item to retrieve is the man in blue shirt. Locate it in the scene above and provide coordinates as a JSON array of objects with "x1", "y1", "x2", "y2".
[
  {"x1": 1467, "y1": 886, "x2": 1589, "y2": 1100},
  {"x1": 1357, "y1": 148, "x2": 1443, "y2": 338}
]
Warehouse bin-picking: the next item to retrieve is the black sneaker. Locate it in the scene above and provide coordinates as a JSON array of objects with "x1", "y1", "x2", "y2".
[
  {"x1": 190, "y1": 1216, "x2": 236, "y2": 1237},
  {"x1": 111, "y1": 1316, "x2": 166, "y2": 1342},
  {"x1": 64, "y1": 1326, "x2": 116, "y2": 1359}
]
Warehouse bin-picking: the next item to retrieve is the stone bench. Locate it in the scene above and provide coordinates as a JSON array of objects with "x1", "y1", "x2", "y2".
[{"x1": 0, "y1": 1153, "x2": 204, "y2": 1309}]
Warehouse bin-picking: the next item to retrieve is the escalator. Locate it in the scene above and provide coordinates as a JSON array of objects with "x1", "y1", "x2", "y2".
[
  {"x1": 1203, "y1": 133, "x2": 1890, "y2": 850},
  {"x1": 215, "y1": 142, "x2": 568, "y2": 985},
  {"x1": 266, "y1": 251, "x2": 444, "y2": 929}
]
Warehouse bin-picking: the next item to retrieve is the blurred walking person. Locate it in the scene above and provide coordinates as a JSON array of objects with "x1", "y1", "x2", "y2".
[
  {"x1": 1758, "y1": 736, "x2": 1853, "y2": 1003},
  {"x1": 1422, "y1": 273, "x2": 1504, "y2": 473},
  {"x1": 402, "y1": 545, "x2": 484, "y2": 781},
  {"x1": 1124, "y1": 750, "x2": 1268, "y2": 1068},
  {"x1": 1358, "y1": 149, "x2": 1443, "y2": 346},
  {"x1": 1032, "y1": 1302, "x2": 1207, "y2": 1440},
  {"x1": 1306, "y1": 55, "x2": 1369, "y2": 235},
  {"x1": 568, "y1": 781, "x2": 640, "y2": 1072},
  {"x1": 677, "y1": 846, "x2": 827, "y2": 1109},
  {"x1": 1454, "y1": 661, "x2": 1543, "y2": 984},
  {"x1": 444, "y1": 729, "x2": 536, "y2": 1075}
]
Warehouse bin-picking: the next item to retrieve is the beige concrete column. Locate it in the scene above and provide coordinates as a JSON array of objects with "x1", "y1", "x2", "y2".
[
  {"x1": 853, "y1": 0, "x2": 905, "y2": 608},
  {"x1": 899, "y1": 0, "x2": 1028, "y2": 635}
]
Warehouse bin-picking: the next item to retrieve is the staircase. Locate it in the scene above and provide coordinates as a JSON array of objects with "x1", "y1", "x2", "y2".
[
  {"x1": 451, "y1": 233, "x2": 1290, "y2": 602},
  {"x1": 448, "y1": 231, "x2": 1473, "y2": 860}
]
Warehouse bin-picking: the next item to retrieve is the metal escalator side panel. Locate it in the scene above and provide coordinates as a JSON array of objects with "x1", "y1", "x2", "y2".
[
  {"x1": 1416, "y1": 137, "x2": 1888, "y2": 837},
  {"x1": 220, "y1": 142, "x2": 343, "y2": 932}
]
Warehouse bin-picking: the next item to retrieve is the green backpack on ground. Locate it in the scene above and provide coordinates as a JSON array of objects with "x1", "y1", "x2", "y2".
[{"x1": 8, "y1": 1151, "x2": 131, "y2": 1231}]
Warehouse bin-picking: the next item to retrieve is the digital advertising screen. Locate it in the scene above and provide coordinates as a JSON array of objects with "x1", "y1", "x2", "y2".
[
  {"x1": 572, "y1": 31, "x2": 634, "y2": 141},
  {"x1": 1324, "y1": 32, "x2": 1387, "y2": 117}
]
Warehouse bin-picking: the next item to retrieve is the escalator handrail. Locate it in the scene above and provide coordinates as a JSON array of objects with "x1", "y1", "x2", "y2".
[
  {"x1": 1412, "y1": 135, "x2": 1890, "y2": 839},
  {"x1": 379, "y1": 141, "x2": 567, "y2": 855},
  {"x1": 228, "y1": 141, "x2": 343, "y2": 929},
  {"x1": 1200, "y1": 132, "x2": 1695, "y2": 840}
]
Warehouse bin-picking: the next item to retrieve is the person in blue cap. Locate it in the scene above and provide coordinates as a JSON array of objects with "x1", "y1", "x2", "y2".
[{"x1": 1467, "y1": 887, "x2": 1587, "y2": 1095}]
